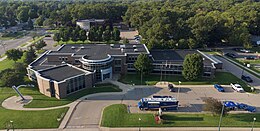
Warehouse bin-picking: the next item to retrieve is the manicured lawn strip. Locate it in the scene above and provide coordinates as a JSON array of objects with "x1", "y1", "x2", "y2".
[
  {"x1": 119, "y1": 72, "x2": 251, "y2": 91},
  {"x1": 102, "y1": 104, "x2": 260, "y2": 127},
  {"x1": 24, "y1": 83, "x2": 122, "y2": 108},
  {"x1": 0, "y1": 87, "x2": 68, "y2": 129},
  {"x1": 0, "y1": 58, "x2": 15, "y2": 71}
]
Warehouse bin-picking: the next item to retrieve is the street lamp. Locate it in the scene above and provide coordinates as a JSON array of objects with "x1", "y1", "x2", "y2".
[
  {"x1": 218, "y1": 101, "x2": 225, "y2": 131},
  {"x1": 251, "y1": 117, "x2": 256, "y2": 131},
  {"x1": 10, "y1": 120, "x2": 14, "y2": 131},
  {"x1": 138, "y1": 118, "x2": 141, "y2": 131},
  {"x1": 177, "y1": 81, "x2": 181, "y2": 100}
]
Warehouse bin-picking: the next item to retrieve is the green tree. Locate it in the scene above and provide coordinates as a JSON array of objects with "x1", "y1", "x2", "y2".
[
  {"x1": 61, "y1": 29, "x2": 70, "y2": 43},
  {"x1": 102, "y1": 29, "x2": 111, "y2": 41},
  {"x1": 203, "y1": 97, "x2": 227, "y2": 116},
  {"x1": 53, "y1": 33, "x2": 61, "y2": 43},
  {"x1": 134, "y1": 53, "x2": 153, "y2": 84},
  {"x1": 71, "y1": 30, "x2": 79, "y2": 43},
  {"x1": 5, "y1": 49, "x2": 23, "y2": 62},
  {"x1": 27, "y1": 18, "x2": 34, "y2": 30},
  {"x1": 88, "y1": 27, "x2": 96, "y2": 41},
  {"x1": 79, "y1": 30, "x2": 87, "y2": 43},
  {"x1": 112, "y1": 27, "x2": 120, "y2": 41},
  {"x1": 23, "y1": 46, "x2": 36, "y2": 65},
  {"x1": 34, "y1": 40, "x2": 47, "y2": 50},
  {"x1": 35, "y1": 15, "x2": 45, "y2": 26},
  {"x1": 0, "y1": 69, "x2": 24, "y2": 86},
  {"x1": 182, "y1": 53, "x2": 203, "y2": 80}
]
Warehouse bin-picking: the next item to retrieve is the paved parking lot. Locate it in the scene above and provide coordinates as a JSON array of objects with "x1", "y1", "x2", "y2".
[
  {"x1": 67, "y1": 84, "x2": 260, "y2": 128},
  {"x1": 120, "y1": 30, "x2": 139, "y2": 44}
]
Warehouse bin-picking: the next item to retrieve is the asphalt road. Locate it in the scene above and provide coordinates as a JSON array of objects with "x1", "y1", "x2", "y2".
[
  {"x1": 0, "y1": 36, "x2": 32, "y2": 56},
  {"x1": 216, "y1": 56, "x2": 260, "y2": 89}
]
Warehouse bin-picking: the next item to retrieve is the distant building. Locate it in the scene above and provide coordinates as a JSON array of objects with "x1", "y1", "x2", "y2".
[
  {"x1": 76, "y1": 19, "x2": 106, "y2": 31},
  {"x1": 28, "y1": 44, "x2": 222, "y2": 99}
]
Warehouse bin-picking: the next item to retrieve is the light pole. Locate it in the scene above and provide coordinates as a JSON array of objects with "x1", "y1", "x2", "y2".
[
  {"x1": 251, "y1": 117, "x2": 256, "y2": 131},
  {"x1": 138, "y1": 118, "x2": 141, "y2": 131},
  {"x1": 177, "y1": 81, "x2": 181, "y2": 100},
  {"x1": 218, "y1": 101, "x2": 225, "y2": 131},
  {"x1": 10, "y1": 120, "x2": 14, "y2": 131}
]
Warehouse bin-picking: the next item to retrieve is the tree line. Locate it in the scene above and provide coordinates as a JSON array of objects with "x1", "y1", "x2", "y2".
[
  {"x1": 124, "y1": 0, "x2": 260, "y2": 49},
  {"x1": 1, "y1": 0, "x2": 259, "y2": 49}
]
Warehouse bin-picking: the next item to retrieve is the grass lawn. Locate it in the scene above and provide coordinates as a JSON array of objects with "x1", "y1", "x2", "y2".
[
  {"x1": 0, "y1": 58, "x2": 15, "y2": 71},
  {"x1": 102, "y1": 104, "x2": 260, "y2": 127},
  {"x1": 0, "y1": 87, "x2": 68, "y2": 129},
  {"x1": 119, "y1": 72, "x2": 251, "y2": 92},
  {"x1": 24, "y1": 83, "x2": 122, "y2": 108}
]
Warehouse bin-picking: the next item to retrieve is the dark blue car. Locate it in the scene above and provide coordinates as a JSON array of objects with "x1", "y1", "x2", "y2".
[
  {"x1": 224, "y1": 101, "x2": 237, "y2": 110},
  {"x1": 237, "y1": 103, "x2": 256, "y2": 112},
  {"x1": 214, "y1": 84, "x2": 225, "y2": 92}
]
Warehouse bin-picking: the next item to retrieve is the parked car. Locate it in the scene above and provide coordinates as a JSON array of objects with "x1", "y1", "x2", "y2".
[
  {"x1": 237, "y1": 103, "x2": 256, "y2": 112},
  {"x1": 168, "y1": 84, "x2": 174, "y2": 92},
  {"x1": 244, "y1": 56, "x2": 256, "y2": 60},
  {"x1": 241, "y1": 75, "x2": 253, "y2": 82},
  {"x1": 230, "y1": 83, "x2": 244, "y2": 92},
  {"x1": 240, "y1": 49, "x2": 251, "y2": 53},
  {"x1": 233, "y1": 48, "x2": 242, "y2": 52},
  {"x1": 224, "y1": 101, "x2": 237, "y2": 110},
  {"x1": 213, "y1": 84, "x2": 225, "y2": 92},
  {"x1": 45, "y1": 34, "x2": 51, "y2": 37},
  {"x1": 225, "y1": 53, "x2": 236, "y2": 58}
]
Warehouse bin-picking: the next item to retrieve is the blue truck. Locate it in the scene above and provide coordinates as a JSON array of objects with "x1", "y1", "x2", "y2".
[{"x1": 138, "y1": 97, "x2": 179, "y2": 111}]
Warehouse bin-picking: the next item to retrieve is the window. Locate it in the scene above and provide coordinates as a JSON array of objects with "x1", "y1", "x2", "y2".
[
  {"x1": 115, "y1": 59, "x2": 121, "y2": 65},
  {"x1": 115, "y1": 67, "x2": 121, "y2": 72}
]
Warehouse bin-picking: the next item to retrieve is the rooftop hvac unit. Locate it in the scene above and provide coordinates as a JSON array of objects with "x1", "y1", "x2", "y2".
[{"x1": 134, "y1": 49, "x2": 138, "y2": 52}]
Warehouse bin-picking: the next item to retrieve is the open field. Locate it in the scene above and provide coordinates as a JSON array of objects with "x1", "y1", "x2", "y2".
[
  {"x1": 102, "y1": 104, "x2": 260, "y2": 127},
  {"x1": 0, "y1": 87, "x2": 68, "y2": 129},
  {"x1": 119, "y1": 72, "x2": 251, "y2": 91},
  {"x1": 24, "y1": 83, "x2": 122, "y2": 108}
]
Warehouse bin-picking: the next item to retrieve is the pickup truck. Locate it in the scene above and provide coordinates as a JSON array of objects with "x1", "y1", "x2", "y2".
[{"x1": 230, "y1": 83, "x2": 244, "y2": 92}]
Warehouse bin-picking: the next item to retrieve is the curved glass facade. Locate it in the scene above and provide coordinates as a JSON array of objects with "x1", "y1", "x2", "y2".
[{"x1": 80, "y1": 55, "x2": 113, "y2": 81}]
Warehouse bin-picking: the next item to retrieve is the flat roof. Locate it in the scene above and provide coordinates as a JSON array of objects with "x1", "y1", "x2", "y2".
[
  {"x1": 48, "y1": 44, "x2": 149, "y2": 60},
  {"x1": 150, "y1": 50, "x2": 183, "y2": 61},
  {"x1": 38, "y1": 64, "x2": 89, "y2": 82}
]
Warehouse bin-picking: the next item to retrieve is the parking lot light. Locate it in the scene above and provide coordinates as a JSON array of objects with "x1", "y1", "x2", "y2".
[
  {"x1": 218, "y1": 101, "x2": 225, "y2": 131},
  {"x1": 138, "y1": 118, "x2": 141, "y2": 131},
  {"x1": 251, "y1": 117, "x2": 256, "y2": 131},
  {"x1": 177, "y1": 81, "x2": 181, "y2": 100}
]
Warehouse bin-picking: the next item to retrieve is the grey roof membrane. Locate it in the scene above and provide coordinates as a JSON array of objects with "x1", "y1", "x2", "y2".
[
  {"x1": 38, "y1": 65, "x2": 86, "y2": 82},
  {"x1": 48, "y1": 44, "x2": 148, "y2": 60}
]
